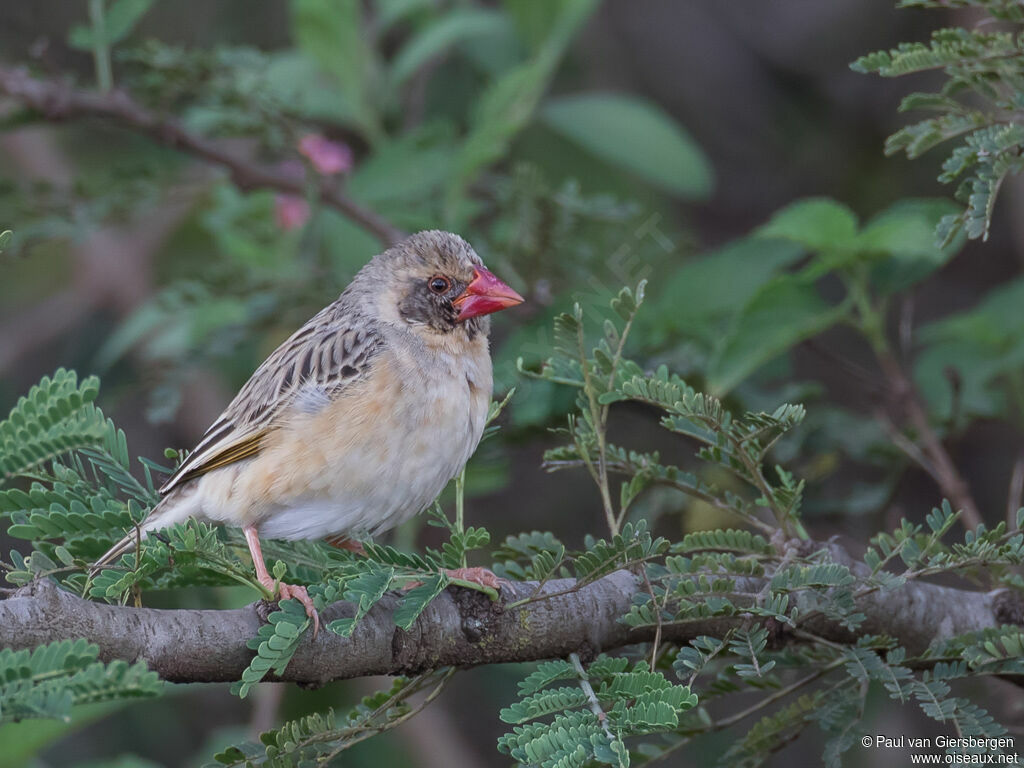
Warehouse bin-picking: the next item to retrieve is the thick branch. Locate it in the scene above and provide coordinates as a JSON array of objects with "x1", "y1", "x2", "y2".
[
  {"x1": 1, "y1": 563, "x2": 1019, "y2": 686},
  {"x1": 0, "y1": 66, "x2": 406, "y2": 247}
]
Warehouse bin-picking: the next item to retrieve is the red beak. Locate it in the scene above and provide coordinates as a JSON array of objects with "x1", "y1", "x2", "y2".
[{"x1": 453, "y1": 267, "x2": 524, "y2": 321}]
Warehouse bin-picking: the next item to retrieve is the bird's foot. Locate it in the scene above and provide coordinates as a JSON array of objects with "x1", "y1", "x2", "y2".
[
  {"x1": 442, "y1": 567, "x2": 504, "y2": 592},
  {"x1": 260, "y1": 576, "x2": 320, "y2": 638},
  {"x1": 325, "y1": 535, "x2": 367, "y2": 557}
]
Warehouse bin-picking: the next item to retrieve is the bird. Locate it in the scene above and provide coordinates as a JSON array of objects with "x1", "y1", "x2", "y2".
[{"x1": 93, "y1": 230, "x2": 524, "y2": 632}]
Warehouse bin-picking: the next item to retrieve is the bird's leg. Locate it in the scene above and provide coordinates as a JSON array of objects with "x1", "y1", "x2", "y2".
[
  {"x1": 243, "y1": 525, "x2": 319, "y2": 636},
  {"x1": 324, "y1": 535, "x2": 367, "y2": 556}
]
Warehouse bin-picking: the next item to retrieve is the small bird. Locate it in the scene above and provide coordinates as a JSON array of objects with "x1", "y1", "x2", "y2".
[{"x1": 94, "y1": 231, "x2": 524, "y2": 630}]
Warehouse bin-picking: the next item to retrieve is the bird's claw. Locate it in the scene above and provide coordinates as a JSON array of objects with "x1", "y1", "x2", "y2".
[{"x1": 261, "y1": 577, "x2": 320, "y2": 638}]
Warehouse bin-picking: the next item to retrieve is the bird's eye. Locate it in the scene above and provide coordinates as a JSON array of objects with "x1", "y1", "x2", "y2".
[{"x1": 428, "y1": 276, "x2": 451, "y2": 294}]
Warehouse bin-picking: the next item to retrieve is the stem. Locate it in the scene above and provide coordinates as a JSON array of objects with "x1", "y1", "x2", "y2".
[
  {"x1": 876, "y1": 347, "x2": 983, "y2": 530},
  {"x1": 1008, "y1": 453, "x2": 1024, "y2": 528},
  {"x1": 715, "y1": 661, "x2": 841, "y2": 729},
  {"x1": 455, "y1": 469, "x2": 466, "y2": 568},
  {"x1": 570, "y1": 652, "x2": 614, "y2": 740},
  {"x1": 314, "y1": 669, "x2": 456, "y2": 762},
  {"x1": 647, "y1": 661, "x2": 844, "y2": 765},
  {"x1": 577, "y1": 314, "x2": 618, "y2": 536},
  {"x1": 0, "y1": 67, "x2": 405, "y2": 246},
  {"x1": 88, "y1": 0, "x2": 113, "y2": 92},
  {"x1": 640, "y1": 565, "x2": 664, "y2": 671},
  {"x1": 846, "y1": 272, "x2": 983, "y2": 530}
]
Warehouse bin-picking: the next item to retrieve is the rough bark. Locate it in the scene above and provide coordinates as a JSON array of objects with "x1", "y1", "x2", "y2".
[{"x1": 1, "y1": 562, "x2": 1020, "y2": 686}]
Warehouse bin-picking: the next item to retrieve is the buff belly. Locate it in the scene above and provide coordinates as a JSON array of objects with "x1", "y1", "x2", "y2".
[{"x1": 189, "y1": 352, "x2": 489, "y2": 541}]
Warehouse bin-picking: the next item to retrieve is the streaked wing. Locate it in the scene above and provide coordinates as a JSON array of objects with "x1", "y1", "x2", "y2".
[{"x1": 159, "y1": 306, "x2": 382, "y2": 494}]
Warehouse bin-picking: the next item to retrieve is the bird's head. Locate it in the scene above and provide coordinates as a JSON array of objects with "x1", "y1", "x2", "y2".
[{"x1": 366, "y1": 230, "x2": 524, "y2": 340}]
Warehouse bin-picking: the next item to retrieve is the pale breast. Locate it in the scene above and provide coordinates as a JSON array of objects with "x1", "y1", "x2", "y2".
[{"x1": 202, "y1": 340, "x2": 493, "y2": 541}]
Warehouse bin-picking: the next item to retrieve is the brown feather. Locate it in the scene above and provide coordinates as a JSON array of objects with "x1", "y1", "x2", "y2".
[{"x1": 170, "y1": 429, "x2": 268, "y2": 486}]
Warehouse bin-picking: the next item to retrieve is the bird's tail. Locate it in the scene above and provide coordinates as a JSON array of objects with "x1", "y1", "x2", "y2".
[
  {"x1": 91, "y1": 490, "x2": 197, "y2": 574},
  {"x1": 92, "y1": 527, "x2": 146, "y2": 572}
]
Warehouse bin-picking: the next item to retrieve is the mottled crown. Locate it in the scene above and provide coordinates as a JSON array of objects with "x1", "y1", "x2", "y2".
[{"x1": 377, "y1": 230, "x2": 482, "y2": 275}]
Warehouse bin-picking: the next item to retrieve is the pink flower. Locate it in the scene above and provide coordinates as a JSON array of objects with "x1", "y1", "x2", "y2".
[
  {"x1": 298, "y1": 134, "x2": 353, "y2": 176},
  {"x1": 275, "y1": 194, "x2": 310, "y2": 231}
]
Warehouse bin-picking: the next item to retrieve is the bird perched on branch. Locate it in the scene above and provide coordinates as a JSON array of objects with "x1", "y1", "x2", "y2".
[{"x1": 94, "y1": 230, "x2": 524, "y2": 631}]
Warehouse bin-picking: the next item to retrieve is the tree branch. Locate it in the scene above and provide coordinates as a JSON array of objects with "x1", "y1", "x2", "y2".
[
  {"x1": 1, "y1": 556, "x2": 1020, "y2": 686},
  {"x1": 0, "y1": 66, "x2": 407, "y2": 247},
  {"x1": 875, "y1": 348, "x2": 984, "y2": 530}
]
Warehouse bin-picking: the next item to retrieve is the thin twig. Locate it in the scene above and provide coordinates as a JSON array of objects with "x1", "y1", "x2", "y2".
[
  {"x1": 319, "y1": 669, "x2": 456, "y2": 762},
  {"x1": 640, "y1": 565, "x2": 664, "y2": 671},
  {"x1": 714, "y1": 662, "x2": 841, "y2": 729},
  {"x1": 876, "y1": 408, "x2": 939, "y2": 477},
  {"x1": 0, "y1": 66, "x2": 406, "y2": 247},
  {"x1": 87, "y1": 0, "x2": 112, "y2": 92},
  {"x1": 1008, "y1": 453, "x2": 1024, "y2": 528},
  {"x1": 576, "y1": 317, "x2": 618, "y2": 536},
  {"x1": 646, "y1": 661, "x2": 845, "y2": 765},
  {"x1": 875, "y1": 349, "x2": 983, "y2": 530},
  {"x1": 570, "y1": 652, "x2": 614, "y2": 739}
]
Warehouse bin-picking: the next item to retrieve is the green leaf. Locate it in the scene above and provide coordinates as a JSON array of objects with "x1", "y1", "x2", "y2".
[
  {"x1": 0, "y1": 640, "x2": 162, "y2": 724},
  {"x1": 503, "y1": 0, "x2": 566, "y2": 50},
  {"x1": 260, "y1": 51, "x2": 359, "y2": 125},
  {"x1": 291, "y1": 0, "x2": 380, "y2": 139},
  {"x1": 68, "y1": 0, "x2": 154, "y2": 49},
  {"x1": 235, "y1": 601, "x2": 310, "y2": 699},
  {"x1": 390, "y1": 9, "x2": 510, "y2": 87},
  {"x1": 393, "y1": 573, "x2": 448, "y2": 630},
  {"x1": 914, "y1": 275, "x2": 1024, "y2": 420},
  {"x1": 541, "y1": 93, "x2": 713, "y2": 199},
  {"x1": 859, "y1": 198, "x2": 966, "y2": 293},
  {"x1": 708, "y1": 276, "x2": 846, "y2": 395},
  {"x1": 0, "y1": 369, "x2": 109, "y2": 482},
  {"x1": 349, "y1": 130, "x2": 456, "y2": 205},
  {"x1": 757, "y1": 198, "x2": 859, "y2": 252},
  {"x1": 642, "y1": 237, "x2": 804, "y2": 346},
  {"x1": 444, "y1": 0, "x2": 598, "y2": 225},
  {"x1": 103, "y1": 0, "x2": 154, "y2": 43},
  {"x1": 326, "y1": 564, "x2": 395, "y2": 637}
]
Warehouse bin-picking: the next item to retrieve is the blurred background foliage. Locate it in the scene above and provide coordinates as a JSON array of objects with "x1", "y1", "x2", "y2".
[{"x1": 1, "y1": 0, "x2": 1023, "y2": 766}]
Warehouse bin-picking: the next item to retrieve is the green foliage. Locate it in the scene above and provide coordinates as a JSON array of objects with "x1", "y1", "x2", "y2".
[
  {"x1": 4, "y1": 1, "x2": 1024, "y2": 764},
  {"x1": 1, "y1": 372, "x2": 504, "y2": 716},
  {"x1": 0, "y1": 639, "x2": 161, "y2": 724},
  {"x1": 498, "y1": 655, "x2": 697, "y2": 768},
  {"x1": 514, "y1": 281, "x2": 1022, "y2": 767},
  {"x1": 232, "y1": 599, "x2": 311, "y2": 699},
  {"x1": 532, "y1": 285, "x2": 814, "y2": 537},
  {"x1": 212, "y1": 672, "x2": 454, "y2": 766},
  {"x1": 574, "y1": 521, "x2": 669, "y2": 584},
  {"x1": 492, "y1": 530, "x2": 568, "y2": 582},
  {"x1": 5, "y1": 262, "x2": 1024, "y2": 766},
  {"x1": 443, "y1": 0, "x2": 600, "y2": 224},
  {"x1": 721, "y1": 693, "x2": 822, "y2": 768},
  {"x1": 0, "y1": 369, "x2": 105, "y2": 481},
  {"x1": 69, "y1": 0, "x2": 155, "y2": 52},
  {"x1": 853, "y1": 7, "x2": 1024, "y2": 240},
  {"x1": 675, "y1": 529, "x2": 773, "y2": 556},
  {"x1": 915, "y1": 275, "x2": 1024, "y2": 423},
  {"x1": 540, "y1": 93, "x2": 713, "y2": 199}
]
